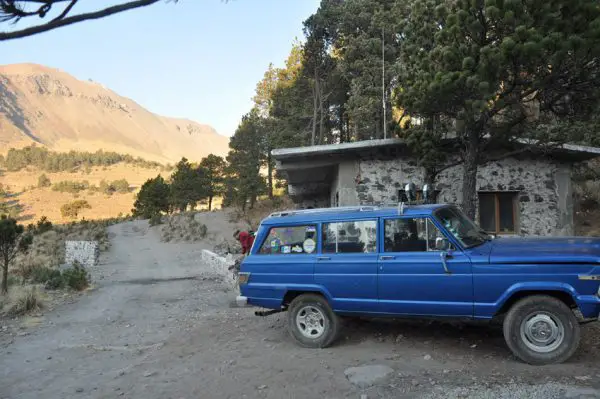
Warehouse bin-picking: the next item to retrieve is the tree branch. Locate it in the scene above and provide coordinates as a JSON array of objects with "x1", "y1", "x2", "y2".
[
  {"x1": 0, "y1": 0, "x2": 164, "y2": 41},
  {"x1": 51, "y1": 0, "x2": 77, "y2": 22}
]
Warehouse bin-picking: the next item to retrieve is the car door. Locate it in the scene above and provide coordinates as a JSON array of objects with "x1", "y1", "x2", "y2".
[
  {"x1": 377, "y1": 216, "x2": 474, "y2": 317},
  {"x1": 314, "y1": 218, "x2": 379, "y2": 313}
]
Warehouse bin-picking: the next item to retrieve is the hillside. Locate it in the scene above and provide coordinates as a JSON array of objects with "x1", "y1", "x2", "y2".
[{"x1": 0, "y1": 63, "x2": 229, "y2": 163}]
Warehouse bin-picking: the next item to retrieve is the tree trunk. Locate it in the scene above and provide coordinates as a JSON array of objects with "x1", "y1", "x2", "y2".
[
  {"x1": 2, "y1": 260, "x2": 8, "y2": 294},
  {"x1": 267, "y1": 151, "x2": 274, "y2": 199},
  {"x1": 208, "y1": 196, "x2": 213, "y2": 211},
  {"x1": 318, "y1": 84, "x2": 325, "y2": 145},
  {"x1": 424, "y1": 167, "x2": 437, "y2": 186},
  {"x1": 461, "y1": 132, "x2": 479, "y2": 220},
  {"x1": 311, "y1": 70, "x2": 319, "y2": 146}
]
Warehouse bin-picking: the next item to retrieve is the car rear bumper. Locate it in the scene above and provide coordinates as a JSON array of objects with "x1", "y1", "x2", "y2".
[{"x1": 236, "y1": 295, "x2": 248, "y2": 307}]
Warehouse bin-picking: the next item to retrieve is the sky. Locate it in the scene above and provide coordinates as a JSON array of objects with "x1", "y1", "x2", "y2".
[{"x1": 1, "y1": 0, "x2": 321, "y2": 137}]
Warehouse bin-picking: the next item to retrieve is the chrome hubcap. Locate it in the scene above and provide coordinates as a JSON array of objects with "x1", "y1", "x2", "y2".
[
  {"x1": 520, "y1": 312, "x2": 565, "y2": 353},
  {"x1": 296, "y1": 306, "x2": 326, "y2": 339}
]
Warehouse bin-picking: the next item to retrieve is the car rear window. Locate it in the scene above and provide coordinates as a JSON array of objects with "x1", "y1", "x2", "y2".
[{"x1": 258, "y1": 225, "x2": 317, "y2": 255}]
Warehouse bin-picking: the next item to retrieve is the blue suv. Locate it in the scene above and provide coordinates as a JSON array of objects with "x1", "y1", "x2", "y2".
[{"x1": 236, "y1": 204, "x2": 600, "y2": 365}]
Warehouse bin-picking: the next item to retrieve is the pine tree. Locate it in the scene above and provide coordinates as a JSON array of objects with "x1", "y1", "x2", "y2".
[
  {"x1": 169, "y1": 158, "x2": 206, "y2": 212},
  {"x1": 132, "y1": 175, "x2": 171, "y2": 218},
  {"x1": 226, "y1": 110, "x2": 267, "y2": 209},
  {"x1": 396, "y1": 0, "x2": 600, "y2": 218},
  {"x1": 198, "y1": 154, "x2": 226, "y2": 211}
]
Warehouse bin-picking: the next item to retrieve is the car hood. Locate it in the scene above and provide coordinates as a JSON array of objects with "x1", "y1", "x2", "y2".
[{"x1": 489, "y1": 236, "x2": 600, "y2": 264}]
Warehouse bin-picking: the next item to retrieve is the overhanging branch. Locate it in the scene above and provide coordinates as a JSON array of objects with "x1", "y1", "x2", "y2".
[{"x1": 0, "y1": 0, "x2": 165, "y2": 41}]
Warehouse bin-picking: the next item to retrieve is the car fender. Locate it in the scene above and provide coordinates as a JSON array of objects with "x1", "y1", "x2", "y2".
[
  {"x1": 280, "y1": 284, "x2": 335, "y2": 305},
  {"x1": 495, "y1": 281, "x2": 579, "y2": 310}
]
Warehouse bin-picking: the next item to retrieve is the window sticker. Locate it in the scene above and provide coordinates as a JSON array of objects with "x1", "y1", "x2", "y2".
[
  {"x1": 270, "y1": 238, "x2": 281, "y2": 252},
  {"x1": 281, "y1": 245, "x2": 291, "y2": 254},
  {"x1": 303, "y1": 238, "x2": 316, "y2": 254},
  {"x1": 292, "y1": 245, "x2": 303, "y2": 253}
]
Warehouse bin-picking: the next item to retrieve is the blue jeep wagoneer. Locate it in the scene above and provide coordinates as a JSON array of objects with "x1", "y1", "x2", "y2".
[{"x1": 236, "y1": 204, "x2": 600, "y2": 365}]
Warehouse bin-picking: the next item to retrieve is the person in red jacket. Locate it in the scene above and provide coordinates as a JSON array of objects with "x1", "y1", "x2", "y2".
[{"x1": 234, "y1": 229, "x2": 255, "y2": 256}]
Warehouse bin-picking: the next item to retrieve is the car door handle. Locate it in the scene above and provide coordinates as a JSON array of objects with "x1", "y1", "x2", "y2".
[
  {"x1": 380, "y1": 256, "x2": 395, "y2": 260},
  {"x1": 317, "y1": 256, "x2": 330, "y2": 261}
]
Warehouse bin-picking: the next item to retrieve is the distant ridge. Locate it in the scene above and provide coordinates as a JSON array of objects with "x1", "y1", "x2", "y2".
[{"x1": 0, "y1": 63, "x2": 229, "y2": 163}]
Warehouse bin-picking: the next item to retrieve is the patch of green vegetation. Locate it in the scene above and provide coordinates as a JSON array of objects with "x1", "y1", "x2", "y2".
[{"x1": 2, "y1": 145, "x2": 168, "y2": 173}]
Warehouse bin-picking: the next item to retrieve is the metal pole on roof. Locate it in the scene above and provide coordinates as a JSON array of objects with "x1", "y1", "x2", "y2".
[{"x1": 382, "y1": 27, "x2": 387, "y2": 140}]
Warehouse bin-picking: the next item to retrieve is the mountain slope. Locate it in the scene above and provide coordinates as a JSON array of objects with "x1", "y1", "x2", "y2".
[{"x1": 0, "y1": 63, "x2": 229, "y2": 163}]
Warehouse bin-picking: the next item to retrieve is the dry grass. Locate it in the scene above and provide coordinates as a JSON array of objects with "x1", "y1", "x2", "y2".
[
  {"x1": 160, "y1": 213, "x2": 208, "y2": 243},
  {"x1": 1, "y1": 164, "x2": 163, "y2": 223},
  {"x1": 2, "y1": 285, "x2": 43, "y2": 317}
]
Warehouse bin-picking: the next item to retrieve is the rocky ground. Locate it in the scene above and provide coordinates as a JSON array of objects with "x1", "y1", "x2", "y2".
[{"x1": 1, "y1": 219, "x2": 599, "y2": 399}]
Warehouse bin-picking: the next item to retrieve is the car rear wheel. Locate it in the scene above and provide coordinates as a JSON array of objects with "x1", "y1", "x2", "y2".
[
  {"x1": 288, "y1": 294, "x2": 340, "y2": 348},
  {"x1": 503, "y1": 295, "x2": 580, "y2": 365}
]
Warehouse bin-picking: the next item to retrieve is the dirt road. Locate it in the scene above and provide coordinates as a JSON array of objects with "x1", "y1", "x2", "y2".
[{"x1": 1, "y1": 220, "x2": 599, "y2": 399}]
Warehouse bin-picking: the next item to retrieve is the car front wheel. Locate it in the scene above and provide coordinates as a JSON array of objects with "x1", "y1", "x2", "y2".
[
  {"x1": 503, "y1": 295, "x2": 581, "y2": 365},
  {"x1": 287, "y1": 294, "x2": 340, "y2": 348}
]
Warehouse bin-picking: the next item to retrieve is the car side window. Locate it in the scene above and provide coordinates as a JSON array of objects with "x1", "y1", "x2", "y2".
[
  {"x1": 258, "y1": 225, "x2": 317, "y2": 255},
  {"x1": 384, "y1": 218, "x2": 454, "y2": 252},
  {"x1": 323, "y1": 220, "x2": 377, "y2": 254}
]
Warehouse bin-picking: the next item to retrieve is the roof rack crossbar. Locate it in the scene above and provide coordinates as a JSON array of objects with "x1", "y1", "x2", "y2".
[{"x1": 268, "y1": 206, "x2": 379, "y2": 218}]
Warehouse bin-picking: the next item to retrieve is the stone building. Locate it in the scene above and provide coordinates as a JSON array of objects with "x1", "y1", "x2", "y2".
[{"x1": 272, "y1": 139, "x2": 600, "y2": 236}]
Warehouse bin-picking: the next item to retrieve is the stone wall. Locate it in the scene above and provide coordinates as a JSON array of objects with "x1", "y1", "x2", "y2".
[
  {"x1": 350, "y1": 154, "x2": 573, "y2": 236},
  {"x1": 297, "y1": 196, "x2": 330, "y2": 209},
  {"x1": 201, "y1": 249, "x2": 238, "y2": 290},
  {"x1": 65, "y1": 241, "x2": 99, "y2": 268}
]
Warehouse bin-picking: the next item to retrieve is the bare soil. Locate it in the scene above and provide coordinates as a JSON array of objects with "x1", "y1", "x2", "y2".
[{"x1": 1, "y1": 218, "x2": 599, "y2": 399}]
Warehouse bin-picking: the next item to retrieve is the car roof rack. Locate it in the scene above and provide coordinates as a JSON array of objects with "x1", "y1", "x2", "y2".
[{"x1": 268, "y1": 206, "x2": 379, "y2": 218}]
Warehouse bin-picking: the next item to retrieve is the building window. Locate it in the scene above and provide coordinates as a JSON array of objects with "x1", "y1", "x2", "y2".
[
  {"x1": 323, "y1": 220, "x2": 377, "y2": 253},
  {"x1": 478, "y1": 192, "x2": 518, "y2": 234}
]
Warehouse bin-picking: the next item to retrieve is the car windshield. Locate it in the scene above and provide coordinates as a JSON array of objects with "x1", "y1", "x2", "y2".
[{"x1": 434, "y1": 206, "x2": 491, "y2": 248}]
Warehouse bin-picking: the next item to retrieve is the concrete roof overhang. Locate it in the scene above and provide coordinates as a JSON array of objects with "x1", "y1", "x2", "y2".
[{"x1": 273, "y1": 138, "x2": 600, "y2": 201}]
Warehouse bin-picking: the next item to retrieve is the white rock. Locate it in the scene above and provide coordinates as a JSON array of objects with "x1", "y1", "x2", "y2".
[{"x1": 344, "y1": 364, "x2": 394, "y2": 388}]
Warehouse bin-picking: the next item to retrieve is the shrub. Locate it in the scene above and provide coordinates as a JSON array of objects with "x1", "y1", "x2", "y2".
[
  {"x1": 160, "y1": 213, "x2": 208, "y2": 242},
  {"x1": 36, "y1": 216, "x2": 53, "y2": 234},
  {"x1": 7, "y1": 275, "x2": 20, "y2": 287},
  {"x1": 62, "y1": 262, "x2": 89, "y2": 291},
  {"x1": 37, "y1": 174, "x2": 51, "y2": 188},
  {"x1": 60, "y1": 200, "x2": 91, "y2": 219},
  {"x1": 45, "y1": 271, "x2": 65, "y2": 290},
  {"x1": 30, "y1": 266, "x2": 62, "y2": 290},
  {"x1": 111, "y1": 179, "x2": 130, "y2": 194},
  {"x1": 149, "y1": 214, "x2": 163, "y2": 226},
  {"x1": 7, "y1": 286, "x2": 41, "y2": 316},
  {"x1": 52, "y1": 180, "x2": 90, "y2": 194},
  {"x1": 98, "y1": 179, "x2": 130, "y2": 195}
]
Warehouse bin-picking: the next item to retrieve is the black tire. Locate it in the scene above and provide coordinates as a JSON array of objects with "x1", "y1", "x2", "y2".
[
  {"x1": 287, "y1": 294, "x2": 341, "y2": 348},
  {"x1": 503, "y1": 295, "x2": 581, "y2": 365}
]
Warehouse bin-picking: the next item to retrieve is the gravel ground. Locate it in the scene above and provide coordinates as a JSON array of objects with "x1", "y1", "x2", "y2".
[{"x1": 1, "y1": 220, "x2": 599, "y2": 399}]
